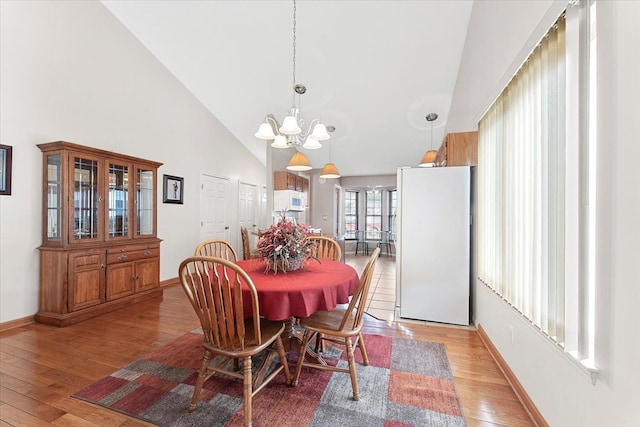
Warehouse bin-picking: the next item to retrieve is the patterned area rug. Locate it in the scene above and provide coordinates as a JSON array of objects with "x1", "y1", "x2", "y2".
[{"x1": 73, "y1": 331, "x2": 466, "y2": 427}]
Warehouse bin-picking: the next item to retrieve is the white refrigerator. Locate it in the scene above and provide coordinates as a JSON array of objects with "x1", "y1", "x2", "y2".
[{"x1": 396, "y1": 166, "x2": 471, "y2": 325}]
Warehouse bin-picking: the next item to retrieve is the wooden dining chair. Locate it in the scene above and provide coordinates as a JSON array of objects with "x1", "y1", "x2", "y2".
[
  {"x1": 194, "y1": 239, "x2": 238, "y2": 261},
  {"x1": 240, "y1": 227, "x2": 261, "y2": 260},
  {"x1": 307, "y1": 235, "x2": 341, "y2": 262},
  {"x1": 291, "y1": 248, "x2": 380, "y2": 401},
  {"x1": 178, "y1": 256, "x2": 291, "y2": 427}
]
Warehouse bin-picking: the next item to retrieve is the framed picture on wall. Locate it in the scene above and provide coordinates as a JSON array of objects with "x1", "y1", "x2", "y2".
[
  {"x1": 163, "y1": 174, "x2": 183, "y2": 204},
  {"x1": 0, "y1": 145, "x2": 12, "y2": 196}
]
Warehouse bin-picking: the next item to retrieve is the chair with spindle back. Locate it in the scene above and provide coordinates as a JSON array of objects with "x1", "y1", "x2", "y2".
[
  {"x1": 307, "y1": 235, "x2": 341, "y2": 262},
  {"x1": 241, "y1": 227, "x2": 261, "y2": 260},
  {"x1": 291, "y1": 248, "x2": 380, "y2": 401},
  {"x1": 178, "y1": 256, "x2": 291, "y2": 427},
  {"x1": 194, "y1": 239, "x2": 238, "y2": 261}
]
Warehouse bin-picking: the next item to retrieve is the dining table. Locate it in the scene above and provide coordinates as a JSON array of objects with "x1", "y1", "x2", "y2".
[{"x1": 236, "y1": 258, "x2": 359, "y2": 321}]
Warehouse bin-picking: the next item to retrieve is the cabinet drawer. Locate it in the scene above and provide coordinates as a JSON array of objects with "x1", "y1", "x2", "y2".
[
  {"x1": 72, "y1": 253, "x2": 104, "y2": 269},
  {"x1": 107, "y1": 243, "x2": 157, "y2": 255},
  {"x1": 107, "y1": 248, "x2": 159, "y2": 264}
]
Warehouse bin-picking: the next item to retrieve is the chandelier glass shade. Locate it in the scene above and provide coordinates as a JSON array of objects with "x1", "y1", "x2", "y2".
[{"x1": 419, "y1": 112, "x2": 439, "y2": 168}]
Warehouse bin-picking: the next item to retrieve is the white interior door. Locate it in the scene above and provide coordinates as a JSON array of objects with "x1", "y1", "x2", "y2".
[
  {"x1": 259, "y1": 185, "x2": 268, "y2": 229},
  {"x1": 239, "y1": 182, "x2": 258, "y2": 246},
  {"x1": 200, "y1": 174, "x2": 230, "y2": 243}
]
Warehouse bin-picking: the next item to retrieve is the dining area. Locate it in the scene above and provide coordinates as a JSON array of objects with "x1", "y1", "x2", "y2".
[{"x1": 181, "y1": 219, "x2": 381, "y2": 426}]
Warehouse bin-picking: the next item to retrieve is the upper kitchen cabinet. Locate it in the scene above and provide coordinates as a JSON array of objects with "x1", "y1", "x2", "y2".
[
  {"x1": 274, "y1": 171, "x2": 309, "y2": 192},
  {"x1": 435, "y1": 131, "x2": 478, "y2": 167}
]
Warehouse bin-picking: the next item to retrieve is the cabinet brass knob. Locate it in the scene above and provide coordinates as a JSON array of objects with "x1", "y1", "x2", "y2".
[
  {"x1": 144, "y1": 251, "x2": 151, "y2": 257},
  {"x1": 118, "y1": 255, "x2": 127, "y2": 261}
]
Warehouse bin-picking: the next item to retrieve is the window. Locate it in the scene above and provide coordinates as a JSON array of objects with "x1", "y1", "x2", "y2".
[
  {"x1": 477, "y1": 2, "x2": 597, "y2": 370},
  {"x1": 365, "y1": 190, "x2": 382, "y2": 239},
  {"x1": 344, "y1": 191, "x2": 358, "y2": 239},
  {"x1": 388, "y1": 190, "x2": 397, "y2": 235}
]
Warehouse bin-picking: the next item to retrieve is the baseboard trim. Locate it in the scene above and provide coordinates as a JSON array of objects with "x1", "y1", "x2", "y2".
[
  {"x1": 0, "y1": 315, "x2": 35, "y2": 332},
  {"x1": 477, "y1": 324, "x2": 548, "y2": 427},
  {"x1": 160, "y1": 277, "x2": 180, "y2": 288}
]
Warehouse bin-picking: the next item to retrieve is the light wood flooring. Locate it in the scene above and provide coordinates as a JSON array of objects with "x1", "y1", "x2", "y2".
[{"x1": 0, "y1": 261, "x2": 535, "y2": 427}]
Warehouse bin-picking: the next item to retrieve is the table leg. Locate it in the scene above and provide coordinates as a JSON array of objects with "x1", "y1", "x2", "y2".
[{"x1": 282, "y1": 316, "x2": 304, "y2": 353}]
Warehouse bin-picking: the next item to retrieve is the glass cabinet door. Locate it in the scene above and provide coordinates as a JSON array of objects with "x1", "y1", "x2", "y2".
[
  {"x1": 136, "y1": 167, "x2": 155, "y2": 237},
  {"x1": 71, "y1": 154, "x2": 102, "y2": 242},
  {"x1": 45, "y1": 154, "x2": 62, "y2": 242},
  {"x1": 107, "y1": 161, "x2": 130, "y2": 239}
]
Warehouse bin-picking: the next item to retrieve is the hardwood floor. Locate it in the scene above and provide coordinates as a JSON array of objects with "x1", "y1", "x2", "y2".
[{"x1": 0, "y1": 283, "x2": 534, "y2": 426}]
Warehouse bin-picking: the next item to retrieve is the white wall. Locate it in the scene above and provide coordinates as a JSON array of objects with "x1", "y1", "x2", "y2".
[
  {"x1": 308, "y1": 172, "x2": 340, "y2": 236},
  {"x1": 0, "y1": 0, "x2": 266, "y2": 323},
  {"x1": 457, "y1": 1, "x2": 640, "y2": 426},
  {"x1": 448, "y1": 0, "x2": 563, "y2": 132}
]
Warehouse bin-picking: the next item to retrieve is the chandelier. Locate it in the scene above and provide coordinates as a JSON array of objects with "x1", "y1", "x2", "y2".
[
  {"x1": 255, "y1": 0, "x2": 331, "y2": 171},
  {"x1": 419, "y1": 113, "x2": 438, "y2": 167}
]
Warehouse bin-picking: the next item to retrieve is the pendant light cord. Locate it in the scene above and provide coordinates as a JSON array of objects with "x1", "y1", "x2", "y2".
[
  {"x1": 292, "y1": 0, "x2": 297, "y2": 106},
  {"x1": 430, "y1": 120, "x2": 433, "y2": 150}
]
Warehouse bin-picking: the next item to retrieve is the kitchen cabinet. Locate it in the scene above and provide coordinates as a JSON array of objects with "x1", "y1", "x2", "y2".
[
  {"x1": 36, "y1": 141, "x2": 162, "y2": 326},
  {"x1": 106, "y1": 243, "x2": 160, "y2": 301},
  {"x1": 274, "y1": 171, "x2": 294, "y2": 190},
  {"x1": 274, "y1": 171, "x2": 309, "y2": 192},
  {"x1": 434, "y1": 131, "x2": 478, "y2": 167}
]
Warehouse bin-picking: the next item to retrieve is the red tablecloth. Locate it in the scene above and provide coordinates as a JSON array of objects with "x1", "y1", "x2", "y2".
[{"x1": 236, "y1": 259, "x2": 359, "y2": 321}]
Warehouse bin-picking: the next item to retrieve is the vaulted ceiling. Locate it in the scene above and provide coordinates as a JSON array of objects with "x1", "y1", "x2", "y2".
[{"x1": 102, "y1": 0, "x2": 474, "y2": 177}]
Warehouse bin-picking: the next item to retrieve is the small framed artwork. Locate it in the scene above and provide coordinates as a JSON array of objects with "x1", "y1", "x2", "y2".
[
  {"x1": 163, "y1": 174, "x2": 184, "y2": 204},
  {"x1": 0, "y1": 144, "x2": 12, "y2": 196}
]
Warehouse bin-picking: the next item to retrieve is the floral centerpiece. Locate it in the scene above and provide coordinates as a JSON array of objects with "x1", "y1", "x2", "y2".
[{"x1": 257, "y1": 216, "x2": 318, "y2": 274}]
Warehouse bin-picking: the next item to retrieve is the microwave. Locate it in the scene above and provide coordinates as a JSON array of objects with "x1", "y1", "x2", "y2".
[{"x1": 273, "y1": 190, "x2": 305, "y2": 212}]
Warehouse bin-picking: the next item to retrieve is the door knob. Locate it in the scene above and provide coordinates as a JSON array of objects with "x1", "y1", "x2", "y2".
[{"x1": 225, "y1": 226, "x2": 229, "y2": 230}]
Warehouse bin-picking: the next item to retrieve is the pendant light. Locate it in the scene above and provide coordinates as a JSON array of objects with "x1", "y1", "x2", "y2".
[
  {"x1": 286, "y1": 151, "x2": 312, "y2": 171},
  {"x1": 419, "y1": 113, "x2": 438, "y2": 167},
  {"x1": 320, "y1": 126, "x2": 340, "y2": 179}
]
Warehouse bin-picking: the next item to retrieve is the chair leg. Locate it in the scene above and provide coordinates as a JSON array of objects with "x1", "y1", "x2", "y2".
[
  {"x1": 314, "y1": 333, "x2": 326, "y2": 353},
  {"x1": 291, "y1": 329, "x2": 315, "y2": 386},
  {"x1": 345, "y1": 337, "x2": 360, "y2": 401},
  {"x1": 189, "y1": 350, "x2": 212, "y2": 411},
  {"x1": 243, "y1": 356, "x2": 252, "y2": 427},
  {"x1": 356, "y1": 332, "x2": 369, "y2": 366},
  {"x1": 274, "y1": 335, "x2": 291, "y2": 384}
]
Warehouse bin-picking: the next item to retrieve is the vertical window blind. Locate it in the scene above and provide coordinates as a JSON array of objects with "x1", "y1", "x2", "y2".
[{"x1": 478, "y1": 15, "x2": 570, "y2": 346}]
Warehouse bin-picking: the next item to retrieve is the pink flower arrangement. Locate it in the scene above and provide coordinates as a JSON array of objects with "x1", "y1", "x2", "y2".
[{"x1": 257, "y1": 217, "x2": 317, "y2": 273}]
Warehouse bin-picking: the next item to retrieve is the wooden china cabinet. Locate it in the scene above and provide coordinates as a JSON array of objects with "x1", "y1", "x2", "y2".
[{"x1": 36, "y1": 141, "x2": 163, "y2": 326}]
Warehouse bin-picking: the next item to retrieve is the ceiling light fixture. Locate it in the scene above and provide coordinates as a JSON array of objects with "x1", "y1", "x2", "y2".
[
  {"x1": 255, "y1": 0, "x2": 329, "y2": 152},
  {"x1": 320, "y1": 126, "x2": 340, "y2": 179},
  {"x1": 419, "y1": 113, "x2": 438, "y2": 167},
  {"x1": 286, "y1": 151, "x2": 312, "y2": 171}
]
